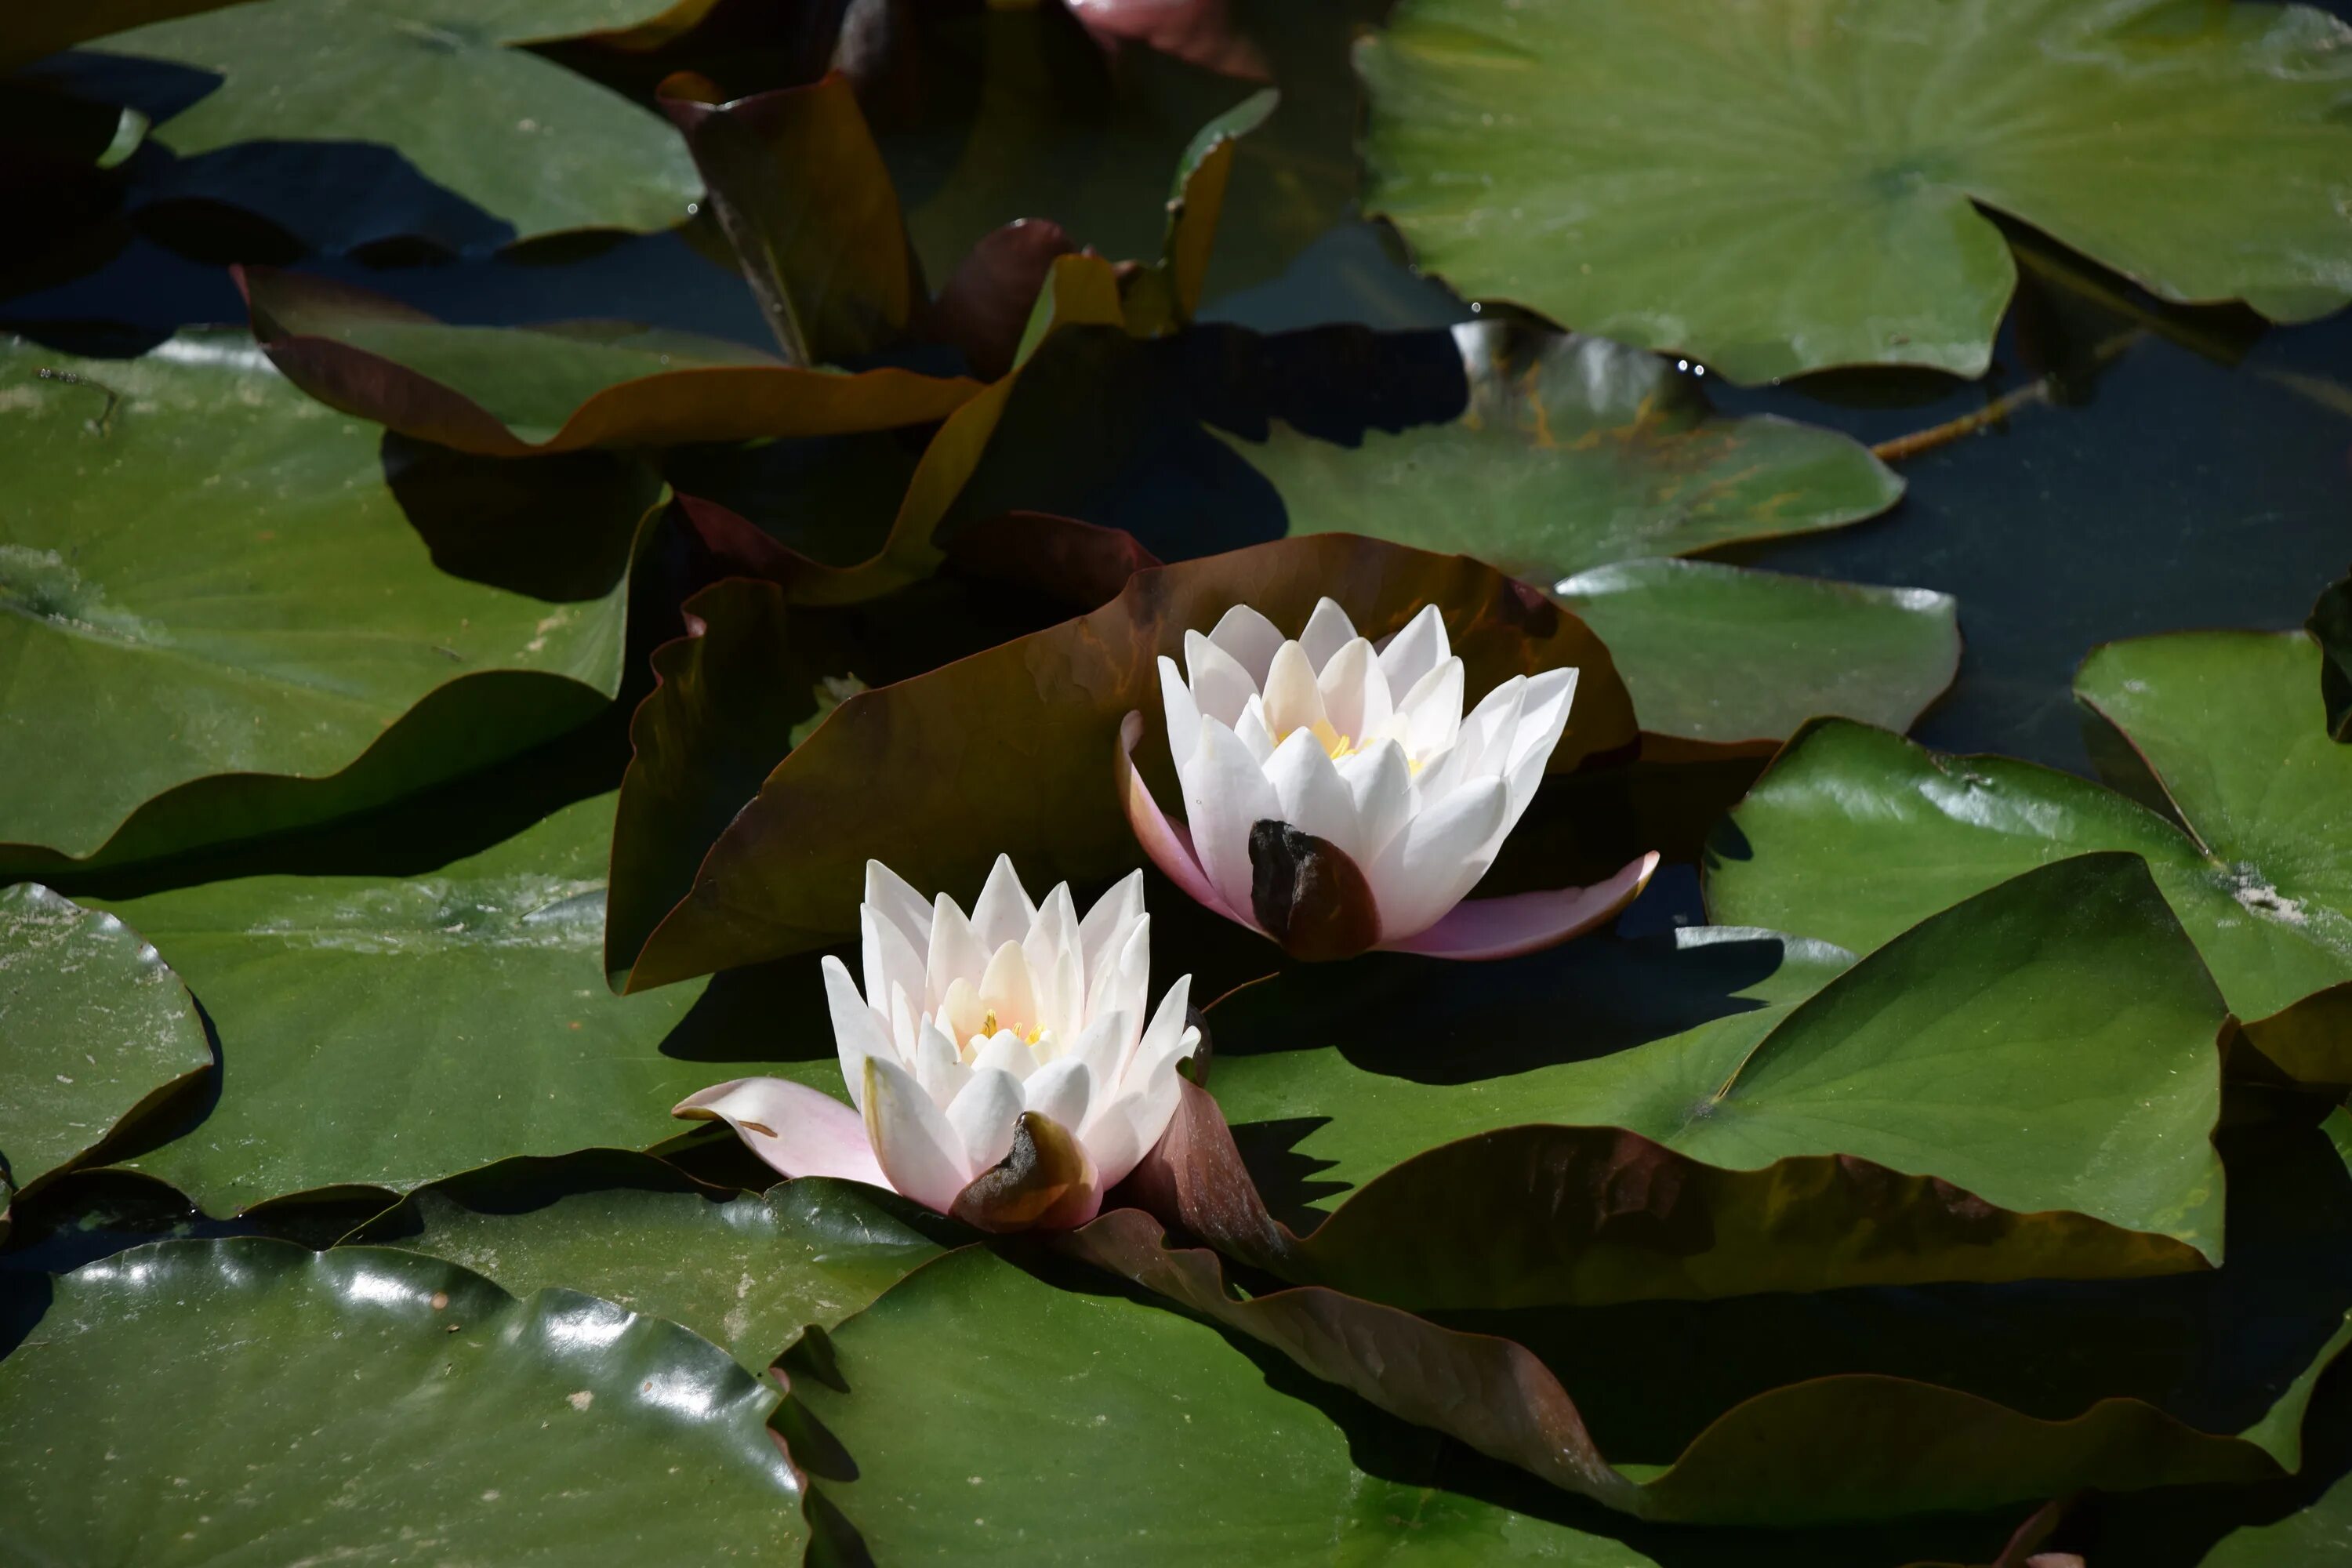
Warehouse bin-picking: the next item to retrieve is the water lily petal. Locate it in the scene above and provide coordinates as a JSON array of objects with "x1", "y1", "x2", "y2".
[
  {"x1": 972, "y1": 1029, "x2": 1038, "y2": 1082},
  {"x1": 1398, "y1": 655, "x2": 1466, "y2": 760},
  {"x1": 864, "y1": 1055, "x2": 971, "y2": 1214},
  {"x1": 1376, "y1": 602, "x2": 1449, "y2": 694},
  {"x1": 1024, "y1": 1057, "x2": 1095, "y2": 1137},
  {"x1": 945, "y1": 1066, "x2": 1025, "y2": 1172},
  {"x1": 1185, "y1": 628, "x2": 1260, "y2": 728},
  {"x1": 1317, "y1": 637, "x2": 1388, "y2": 743},
  {"x1": 1264, "y1": 728, "x2": 1359, "y2": 852},
  {"x1": 1456, "y1": 673, "x2": 1530, "y2": 780},
  {"x1": 1206, "y1": 602, "x2": 1286, "y2": 685},
  {"x1": 1510, "y1": 666, "x2": 1580, "y2": 773},
  {"x1": 1118, "y1": 712, "x2": 1245, "y2": 925},
  {"x1": 1066, "y1": 1007, "x2": 1131, "y2": 1089},
  {"x1": 1299, "y1": 597, "x2": 1359, "y2": 671},
  {"x1": 1086, "y1": 917, "x2": 1152, "y2": 1046},
  {"x1": 1025, "y1": 883, "x2": 1083, "y2": 1034},
  {"x1": 1126, "y1": 987, "x2": 1197, "y2": 1090},
  {"x1": 1383, "y1": 853, "x2": 1659, "y2": 960},
  {"x1": 1182, "y1": 717, "x2": 1283, "y2": 924},
  {"x1": 1366, "y1": 774, "x2": 1508, "y2": 941},
  {"x1": 977, "y1": 940, "x2": 1040, "y2": 1036},
  {"x1": 863, "y1": 859, "x2": 934, "y2": 951},
  {"x1": 1232, "y1": 693, "x2": 1276, "y2": 762},
  {"x1": 1345, "y1": 739, "x2": 1416, "y2": 865},
  {"x1": 1078, "y1": 868, "x2": 1145, "y2": 979},
  {"x1": 970, "y1": 853, "x2": 1036, "y2": 951},
  {"x1": 822, "y1": 954, "x2": 891, "y2": 1111},
  {"x1": 673, "y1": 1076, "x2": 888, "y2": 1189},
  {"x1": 912, "y1": 1018, "x2": 970, "y2": 1106},
  {"x1": 861, "y1": 907, "x2": 927, "y2": 1036},
  {"x1": 1260, "y1": 640, "x2": 1330, "y2": 743},
  {"x1": 927, "y1": 893, "x2": 987, "y2": 1006},
  {"x1": 1157, "y1": 654, "x2": 1202, "y2": 764}
]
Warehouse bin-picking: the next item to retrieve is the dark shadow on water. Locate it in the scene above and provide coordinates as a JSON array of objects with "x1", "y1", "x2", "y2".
[
  {"x1": 659, "y1": 951, "x2": 840, "y2": 1065},
  {"x1": 383, "y1": 433, "x2": 656, "y2": 602},
  {"x1": 1225, "y1": 1116, "x2": 1347, "y2": 1232}
]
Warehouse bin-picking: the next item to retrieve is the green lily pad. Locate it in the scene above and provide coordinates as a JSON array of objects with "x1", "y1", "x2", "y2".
[
  {"x1": 1358, "y1": 0, "x2": 2352, "y2": 381},
  {"x1": 615, "y1": 532, "x2": 1637, "y2": 989},
  {"x1": 1707, "y1": 633, "x2": 2352, "y2": 1052},
  {"x1": 1555, "y1": 560, "x2": 1958, "y2": 745},
  {"x1": 2312, "y1": 571, "x2": 2351, "y2": 742},
  {"x1": 1230, "y1": 321, "x2": 1903, "y2": 576},
  {"x1": 353, "y1": 1156, "x2": 945, "y2": 1372},
  {"x1": 45, "y1": 0, "x2": 706, "y2": 252},
  {"x1": 243, "y1": 267, "x2": 979, "y2": 457},
  {"x1": 98, "y1": 794, "x2": 789, "y2": 1214},
  {"x1": 0, "y1": 1238, "x2": 804, "y2": 1564},
  {"x1": 792, "y1": 1243, "x2": 1664, "y2": 1564},
  {"x1": 1190, "y1": 853, "x2": 2225, "y2": 1309},
  {"x1": 0, "y1": 885, "x2": 210, "y2": 1209},
  {"x1": 0, "y1": 331, "x2": 647, "y2": 873}
]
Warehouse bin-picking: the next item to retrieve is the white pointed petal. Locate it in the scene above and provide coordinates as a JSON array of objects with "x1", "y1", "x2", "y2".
[
  {"x1": 1025, "y1": 885, "x2": 1082, "y2": 1026},
  {"x1": 926, "y1": 894, "x2": 987, "y2": 1007},
  {"x1": 1263, "y1": 728, "x2": 1359, "y2": 853},
  {"x1": 1185, "y1": 630, "x2": 1260, "y2": 729},
  {"x1": 1086, "y1": 919, "x2": 1152, "y2": 1044},
  {"x1": 1298, "y1": 597, "x2": 1359, "y2": 672},
  {"x1": 863, "y1": 1056, "x2": 971, "y2": 1213},
  {"x1": 1375, "y1": 604, "x2": 1448, "y2": 693},
  {"x1": 1181, "y1": 718, "x2": 1283, "y2": 925},
  {"x1": 912, "y1": 1020, "x2": 970, "y2": 1106},
  {"x1": 1076, "y1": 1095, "x2": 1151, "y2": 1192},
  {"x1": 1120, "y1": 713, "x2": 1247, "y2": 927},
  {"x1": 1066, "y1": 1008, "x2": 1132, "y2": 1090},
  {"x1": 862, "y1": 861, "x2": 934, "y2": 949},
  {"x1": 1023, "y1": 1058, "x2": 1094, "y2": 1137},
  {"x1": 1260, "y1": 640, "x2": 1329, "y2": 742},
  {"x1": 1367, "y1": 775, "x2": 1508, "y2": 942},
  {"x1": 973, "y1": 1030, "x2": 1037, "y2": 1081},
  {"x1": 1505, "y1": 666, "x2": 1580, "y2": 787},
  {"x1": 822, "y1": 956, "x2": 891, "y2": 1112},
  {"x1": 1156, "y1": 655, "x2": 1203, "y2": 766},
  {"x1": 861, "y1": 908, "x2": 927, "y2": 1033},
  {"x1": 674, "y1": 1077, "x2": 888, "y2": 1189},
  {"x1": 1233, "y1": 695, "x2": 1276, "y2": 762},
  {"x1": 1399, "y1": 657, "x2": 1466, "y2": 758},
  {"x1": 944, "y1": 1067, "x2": 1025, "y2": 1173},
  {"x1": 1078, "y1": 869, "x2": 1145, "y2": 978},
  {"x1": 888, "y1": 982, "x2": 922, "y2": 1061},
  {"x1": 970, "y1": 854, "x2": 1036, "y2": 952},
  {"x1": 1124, "y1": 973, "x2": 1193, "y2": 1087},
  {"x1": 1457, "y1": 673, "x2": 1530, "y2": 779},
  {"x1": 1316, "y1": 638, "x2": 1381, "y2": 741},
  {"x1": 939, "y1": 975, "x2": 987, "y2": 1050},
  {"x1": 1345, "y1": 740, "x2": 1415, "y2": 865},
  {"x1": 1206, "y1": 603, "x2": 1285, "y2": 685}
]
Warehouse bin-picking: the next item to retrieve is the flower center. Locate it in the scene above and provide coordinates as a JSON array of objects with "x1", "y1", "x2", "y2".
[
  {"x1": 1294, "y1": 718, "x2": 1422, "y2": 773},
  {"x1": 964, "y1": 1009, "x2": 1051, "y2": 1061}
]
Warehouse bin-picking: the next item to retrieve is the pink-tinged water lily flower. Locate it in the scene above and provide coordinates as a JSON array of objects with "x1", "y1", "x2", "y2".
[
  {"x1": 676, "y1": 858, "x2": 1198, "y2": 1231},
  {"x1": 1121, "y1": 598, "x2": 1657, "y2": 961}
]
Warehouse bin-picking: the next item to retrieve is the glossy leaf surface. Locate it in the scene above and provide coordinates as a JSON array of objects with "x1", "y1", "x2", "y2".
[
  {"x1": 1359, "y1": 0, "x2": 2352, "y2": 380},
  {"x1": 356, "y1": 1158, "x2": 943, "y2": 1371},
  {"x1": 0, "y1": 332, "x2": 641, "y2": 871},
  {"x1": 0, "y1": 885, "x2": 209, "y2": 1206},
  {"x1": 0, "y1": 1239, "x2": 804, "y2": 1563}
]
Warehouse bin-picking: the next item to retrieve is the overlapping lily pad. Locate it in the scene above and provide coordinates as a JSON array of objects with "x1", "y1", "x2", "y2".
[
  {"x1": 0, "y1": 331, "x2": 647, "y2": 873},
  {"x1": 615, "y1": 532, "x2": 1638, "y2": 989},
  {"x1": 99, "y1": 794, "x2": 789, "y2": 1214},
  {"x1": 1181, "y1": 853, "x2": 2227, "y2": 1308},
  {"x1": 2314, "y1": 571, "x2": 2352, "y2": 742},
  {"x1": 1555, "y1": 561, "x2": 1958, "y2": 746},
  {"x1": 1077, "y1": 1107, "x2": 2352, "y2": 1526},
  {"x1": 0, "y1": 885, "x2": 210, "y2": 1211},
  {"x1": 241, "y1": 267, "x2": 978, "y2": 457},
  {"x1": 1359, "y1": 0, "x2": 2352, "y2": 380},
  {"x1": 36, "y1": 0, "x2": 708, "y2": 252},
  {"x1": 792, "y1": 1242, "x2": 1668, "y2": 1563},
  {"x1": 354, "y1": 1156, "x2": 945, "y2": 1371},
  {"x1": 1707, "y1": 633, "x2": 2352, "y2": 1074},
  {"x1": 0, "y1": 1238, "x2": 804, "y2": 1563}
]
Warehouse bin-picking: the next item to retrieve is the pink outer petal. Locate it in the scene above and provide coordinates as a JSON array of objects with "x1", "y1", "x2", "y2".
[
  {"x1": 1118, "y1": 710, "x2": 1256, "y2": 931},
  {"x1": 673, "y1": 1076, "x2": 890, "y2": 1190},
  {"x1": 1378, "y1": 852, "x2": 1660, "y2": 960}
]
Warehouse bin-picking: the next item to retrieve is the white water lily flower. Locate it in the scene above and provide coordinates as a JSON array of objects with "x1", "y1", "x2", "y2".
[
  {"x1": 676, "y1": 857, "x2": 1198, "y2": 1229},
  {"x1": 1121, "y1": 597, "x2": 1656, "y2": 960}
]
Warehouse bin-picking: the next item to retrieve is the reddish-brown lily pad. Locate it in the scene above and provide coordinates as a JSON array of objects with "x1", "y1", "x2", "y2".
[
  {"x1": 613, "y1": 532, "x2": 1636, "y2": 989},
  {"x1": 239, "y1": 267, "x2": 979, "y2": 458}
]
